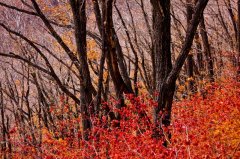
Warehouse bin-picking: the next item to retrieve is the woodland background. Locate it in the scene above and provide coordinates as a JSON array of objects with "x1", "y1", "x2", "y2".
[{"x1": 0, "y1": 0, "x2": 240, "y2": 158}]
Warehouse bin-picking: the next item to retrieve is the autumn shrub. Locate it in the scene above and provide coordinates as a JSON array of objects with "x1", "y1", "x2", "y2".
[
  {"x1": 171, "y1": 78, "x2": 240, "y2": 158},
  {"x1": 2, "y1": 78, "x2": 240, "y2": 159}
]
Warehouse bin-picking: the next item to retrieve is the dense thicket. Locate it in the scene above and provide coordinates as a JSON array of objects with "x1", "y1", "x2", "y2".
[{"x1": 0, "y1": 0, "x2": 240, "y2": 158}]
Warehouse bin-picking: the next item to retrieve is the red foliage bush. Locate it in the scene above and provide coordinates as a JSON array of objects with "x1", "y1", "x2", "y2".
[{"x1": 2, "y1": 79, "x2": 240, "y2": 158}]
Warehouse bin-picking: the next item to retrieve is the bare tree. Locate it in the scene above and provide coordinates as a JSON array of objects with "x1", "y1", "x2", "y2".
[{"x1": 152, "y1": 0, "x2": 209, "y2": 142}]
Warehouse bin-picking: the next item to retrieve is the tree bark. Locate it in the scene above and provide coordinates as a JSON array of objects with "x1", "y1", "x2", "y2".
[
  {"x1": 224, "y1": 0, "x2": 238, "y2": 42},
  {"x1": 195, "y1": 30, "x2": 204, "y2": 73},
  {"x1": 199, "y1": 17, "x2": 214, "y2": 82},
  {"x1": 115, "y1": 4, "x2": 139, "y2": 95},
  {"x1": 101, "y1": 0, "x2": 133, "y2": 121},
  {"x1": 150, "y1": 0, "x2": 172, "y2": 92},
  {"x1": 0, "y1": 83, "x2": 7, "y2": 159},
  {"x1": 153, "y1": 0, "x2": 209, "y2": 142},
  {"x1": 93, "y1": 0, "x2": 133, "y2": 95},
  {"x1": 186, "y1": 0, "x2": 196, "y2": 93},
  {"x1": 70, "y1": 0, "x2": 93, "y2": 140}
]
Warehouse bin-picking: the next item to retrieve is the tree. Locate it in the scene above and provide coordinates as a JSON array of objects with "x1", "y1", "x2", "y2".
[
  {"x1": 152, "y1": 0, "x2": 209, "y2": 140},
  {"x1": 186, "y1": 0, "x2": 196, "y2": 93},
  {"x1": 199, "y1": 15, "x2": 214, "y2": 82},
  {"x1": 1, "y1": 0, "x2": 240, "y2": 157},
  {"x1": 69, "y1": 0, "x2": 92, "y2": 140}
]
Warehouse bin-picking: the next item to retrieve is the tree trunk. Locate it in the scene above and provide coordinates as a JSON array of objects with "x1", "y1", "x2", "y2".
[
  {"x1": 70, "y1": 0, "x2": 93, "y2": 140},
  {"x1": 199, "y1": 17, "x2": 214, "y2": 82},
  {"x1": 195, "y1": 30, "x2": 204, "y2": 73},
  {"x1": 186, "y1": 0, "x2": 196, "y2": 93},
  {"x1": 150, "y1": 0, "x2": 172, "y2": 94},
  {"x1": 153, "y1": 0, "x2": 209, "y2": 143},
  {"x1": 93, "y1": 0, "x2": 133, "y2": 95},
  {"x1": 0, "y1": 83, "x2": 7, "y2": 159},
  {"x1": 224, "y1": 0, "x2": 238, "y2": 43},
  {"x1": 102, "y1": 0, "x2": 133, "y2": 121}
]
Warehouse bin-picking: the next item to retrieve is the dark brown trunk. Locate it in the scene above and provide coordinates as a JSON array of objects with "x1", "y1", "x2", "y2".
[
  {"x1": 153, "y1": 0, "x2": 209, "y2": 142},
  {"x1": 151, "y1": 0, "x2": 172, "y2": 92},
  {"x1": 0, "y1": 83, "x2": 7, "y2": 159},
  {"x1": 224, "y1": 0, "x2": 238, "y2": 42},
  {"x1": 70, "y1": 0, "x2": 92, "y2": 140},
  {"x1": 150, "y1": 0, "x2": 172, "y2": 142},
  {"x1": 92, "y1": 0, "x2": 133, "y2": 94},
  {"x1": 186, "y1": 0, "x2": 196, "y2": 93},
  {"x1": 216, "y1": 0, "x2": 236, "y2": 67},
  {"x1": 102, "y1": 0, "x2": 133, "y2": 121},
  {"x1": 114, "y1": 29, "x2": 133, "y2": 93},
  {"x1": 95, "y1": 47, "x2": 106, "y2": 114},
  {"x1": 115, "y1": 4, "x2": 139, "y2": 95},
  {"x1": 216, "y1": 0, "x2": 234, "y2": 50},
  {"x1": 199, "y1": 17, "x2": 214, "y2": 82},
  {"x1": 92, "y1": 0, "x2": 102, "y2": 36},
  {"x1": 195, "y1": 31, "x2": 204, "y2": 73}
]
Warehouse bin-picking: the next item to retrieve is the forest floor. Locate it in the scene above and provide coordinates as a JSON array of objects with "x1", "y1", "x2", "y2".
[
  {"x1": 2, "y1": 74, "x2": 240, "y2": 159},
  {"x1": 171, "y1": 77, "x2": 240, "y2": 158}
]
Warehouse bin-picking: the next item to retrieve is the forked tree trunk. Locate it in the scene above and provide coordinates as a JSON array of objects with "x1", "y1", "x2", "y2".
[
  {"x1": 152, "y1": 0, "x2": 209, "y2": 143},
  {"x1": 102, "y1": 0, "x2": 133, "y2": 121},
  {"x1": 70, "y1": 0, "x2": 93, "y2": 140}
]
